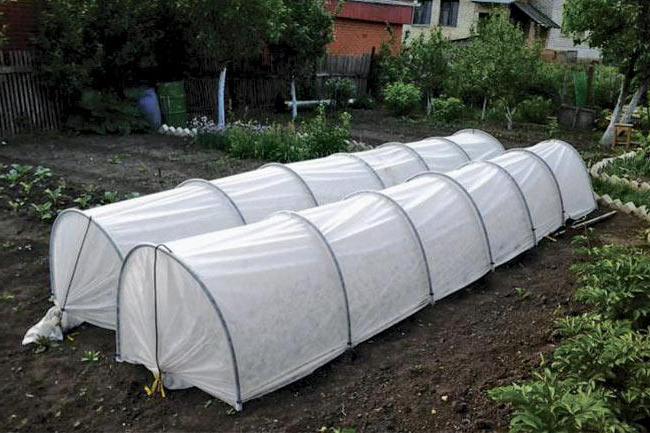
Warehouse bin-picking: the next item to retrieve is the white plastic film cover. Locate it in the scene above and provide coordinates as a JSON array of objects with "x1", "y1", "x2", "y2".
[
  {"x1": 529, "y1": 140, "x2": 596, "y2": 219},
  {"x1": 117, "y1": 140, "x2": 596, "y2": 410},
  {"x1": 452, "y1": 161, "x2": 536, "y2": 266},
  {"x1": 29, "y1": 130, "x2": 504, "y2": 342}
]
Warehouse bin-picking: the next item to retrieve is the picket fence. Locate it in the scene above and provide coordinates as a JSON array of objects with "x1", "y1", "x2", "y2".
[{"x1": 0, "y1": 50, "x2": 63, "y2": 137}]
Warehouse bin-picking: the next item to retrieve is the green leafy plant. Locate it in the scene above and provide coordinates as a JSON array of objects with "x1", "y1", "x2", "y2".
[
  {"x1": 44, "y1": 186, "x2": 64, "y2": 205},
  {"x1": 325, "y1": 78, "x2": 357, "y2": 108},
  {"x1": 65, "y1": 90, "x2": 150, "y2": 135},
  {"x1": 602, "y1": 150, "x2": 650, "y2": 183},
  {"x1": 31, "y1": 202, "x2": 55, "y2": 222},
  {"x1": 592, "y1": 177, "x2": 650, "y2": 210},
  {"x1": 553, "y1": 314, "x2": 650, "y2": 422},
  {"x1": 490, "y1": 369, "x2": 633, "y2": 433},
  {"x1": 383, "y1": 82, "x2": 422, "y2": 116},
  {"x1": 101, "y1": 191, "x2": 120, "y2": 204},
  {"x1": 515, "y1": 97, "x2": 555, "y2": 125},
  {"x1": 0, "y1": 164, "x2": 33, "y2": 188},
  {"x1": 301, "y1": 106, "x2": 351, "y2": 158},
  {"x1": 514, "y1": 287, "x2": 530, "y2": 300},
  {"x1": 430, "y1": 97, "x2": 465, "y2": 123},
  {"x1": 81, "y1": 350, "x2": 101, "y2": 363},
  {"x1": 547, "y1": 117, "x2": 560, "y2": 139},
  {"x1": 73, "y1": 193, "x2": 93, "y2": 209},
  {"x1": 33, "y1": 166, "x2": 53, "y2": 184},
  {"x1": 19, "y1": 181, "x2": 34, "y2": 196},
  {"x1": 572, "y1": 245, "x2": 650, "y2": 328}
]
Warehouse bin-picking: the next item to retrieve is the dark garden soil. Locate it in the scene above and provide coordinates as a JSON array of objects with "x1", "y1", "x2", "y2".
[{"x1": 0, "y1": 119, "x2": 646, "y2": 433}]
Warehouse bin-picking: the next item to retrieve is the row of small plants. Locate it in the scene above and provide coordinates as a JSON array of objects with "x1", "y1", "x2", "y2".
[
  {"x1": 192, "y1": 106, "x2": 353, "y2": 163},
  {"x1": 490, "y1": 235, "x2": 650, "y2": 432},
  {"x1": 0, "y1": 163, "x2": 138, "y2": 223},
  {"x1": 600, "y1": 146, "x2": 650, "y2": 185},
  {"x1": 591, "y1": 136, "x2": 650, "y2": 217},
  {"x1": 383, "y1": 87, "x2": 555, "y2": 126},
  {"x1": 593, "y1": 177, "x2": 650, "y2": 210}
]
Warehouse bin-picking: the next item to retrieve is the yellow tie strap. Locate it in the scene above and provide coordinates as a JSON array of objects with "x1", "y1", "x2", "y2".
[{"x1": 144, "y1": 372, "x2": 166, "y2": 398}]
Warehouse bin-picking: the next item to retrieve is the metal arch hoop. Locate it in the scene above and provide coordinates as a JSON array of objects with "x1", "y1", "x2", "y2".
[
  {"x1": 335, "y1": 153, "x2": 386, "y2": 189},
  {"x1": 115, "y1": 244, "x2": 243, "y2": 411},
  {"x1": 430, "y1": 136, "x2": 472, "y2": 162},
  {"x1": 506, "y1": 149, "x2": 566, "y2": 223},
  {"x1": 406, "y1": 172, "x2": 495, "y2": 268},
  {"x1": 536, "y1": 139, "x2": 597, "y2": 217},
  {"x1": 379, "y1": 142, "x2": 431, "y2": 171},
  {"x1": 260, "y1": 163, "x2": 319, "y2": 206},
  {"x1": 345, "y1": 190, "x2": 434, "y2": 301},
  {"x1": 453, "y1": 128, "x2": 505, "y2": 151},
  {"x1": 479, "y1": 161, "x2": 537, "y2": 245},
  {"x1": 276, "y1": 211, "x2": 353, "y2": 347},
  {"x1": 50, "y1": 208, "x2": 124, "y2": 302},
  {"x1": 177, "y1": 178, "x2": 246, "y2": 225}
]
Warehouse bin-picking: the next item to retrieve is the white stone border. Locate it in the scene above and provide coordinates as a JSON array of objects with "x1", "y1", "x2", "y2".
[
  {"x1": 590, "y1": 150, "x2": 650, "y2": 225},
  {"x1": 590, "y1": 150, "x2": 650, "y2": 192}
]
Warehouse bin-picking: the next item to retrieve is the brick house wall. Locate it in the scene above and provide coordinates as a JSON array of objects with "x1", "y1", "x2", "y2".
[
  {"x1": 327, "y1": 0, "x2": 415, "y2": 56},
  {"x1": 0, "y1": 0, "x2": 37, "y2": 50},
  {"x1": 329, "y1": 18, "x2": 403, "y2": 56}
]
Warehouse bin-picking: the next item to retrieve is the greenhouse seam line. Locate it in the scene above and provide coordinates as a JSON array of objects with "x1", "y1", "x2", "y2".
[
  {"x1": 260, "y1": 163, "x2": 319, "y2": 206},
  {"x1": 276, "y1": 211, "x2": 353, "y2": 347},
  {"x1": 177, "y1": 178, "x2": 247, "y2": 224}
]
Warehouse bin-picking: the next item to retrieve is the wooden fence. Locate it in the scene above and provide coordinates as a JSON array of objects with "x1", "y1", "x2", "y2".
[
  {"x1": 185, "y1": 54, "x2": 374, "y2": 119},
  {"x1": 0, "y1": 50, "x2": 63, "y2": 137}
]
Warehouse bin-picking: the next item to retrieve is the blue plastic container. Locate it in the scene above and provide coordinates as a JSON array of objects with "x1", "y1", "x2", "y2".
[{"x1": 137, "y1": 88, "x2": 162, "y2": 129}]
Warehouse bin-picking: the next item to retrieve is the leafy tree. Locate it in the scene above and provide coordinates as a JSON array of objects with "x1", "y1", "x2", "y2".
[
  {"x1": 564, "y1": 0, "x2": 650, "y2": 146},
  {"x1": 376, "y1": 29, "x2": 452, "y2": 113},
  {"x1": 403, "y1": 30, "x2": 451, "y2": 114},
  {"x1": 446, "y1": 12, "x2": 541, "y2": 129},
  {"x1": 182, "y1": 0, "x2": 286, "y2": 127},
  {"x1": 0, "y1": 0, "x2": 8, "y2": 48},
  {"x1": 36, "y1": 0, "x2": 162, "y2": 99},
  {"x1": 272, "y1": 0, "x2": 335, "y2": 119}
]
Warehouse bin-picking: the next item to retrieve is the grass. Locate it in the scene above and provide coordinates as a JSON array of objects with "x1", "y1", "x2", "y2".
[
  {"x1": 593, "y1": 177, "x2": 650, "y2": 208},
  {"x1": 602, "y1": 150, "x2": 650, "y2": 183}
]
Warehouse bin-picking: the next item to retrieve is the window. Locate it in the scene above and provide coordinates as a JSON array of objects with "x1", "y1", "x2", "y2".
[
  {"x1": 439, "y1": 0, "x2": 460, "y2": 27},
  {"x1": 413, "y1": 0, "x2": 433, "y2": 25}
]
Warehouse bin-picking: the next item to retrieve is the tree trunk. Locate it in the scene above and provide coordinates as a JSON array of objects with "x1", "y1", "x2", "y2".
[
  {"x1": 481, "y1": 97, "x2": 488, "y2": 121},
  {"x1": 505, "y1": 105, "x2": 515, "y2": 130},
  {"x1": 621, "y1": 80, "x2": 648, "y2": 125},
  {"x1": 218, "y1": 67, "x2": 227, "y2": 130},
  {"x1": 600, "y1": 74, "x2": 631, "y2": 147},
  {"x1": 426, "y1": 92, "x2": 433, "y2": 116},
  {"x1": 291, "y1": 77, "x2": 298, "y2": 121}
]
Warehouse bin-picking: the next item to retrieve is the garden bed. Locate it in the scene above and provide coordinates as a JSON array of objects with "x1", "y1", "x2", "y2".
[{"x1": 0, "y1": 129, "x2": 644, "y2": 432}]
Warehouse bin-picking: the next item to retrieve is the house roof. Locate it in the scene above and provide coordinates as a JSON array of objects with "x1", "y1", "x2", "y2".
[
  {"x1": 513, "y1": 1, "x2": 560, "y2": 28},
  {"x1": 471, "y1": 0, "x2": 560, "y2": 29},
  {"x1": 349, "y1": 0, "x2": 417, "y2": 6},
  {"x1": 471, "y1": 0, "x2": 516, "y2": 4}
]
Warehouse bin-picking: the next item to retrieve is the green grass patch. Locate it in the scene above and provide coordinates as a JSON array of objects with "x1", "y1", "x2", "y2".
[
  {"x1": 593, "y1": 177, "x2": 650, "y2": 208},
  {"x1": 602, "y1": 150, "x2": 650, "y2": 183}
]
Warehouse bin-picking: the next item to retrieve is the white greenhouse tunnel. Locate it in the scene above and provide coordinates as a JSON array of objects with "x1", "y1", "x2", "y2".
[
  {"x1": 116, "y1": 139, "x2": 596, "y2": 411},
  {"x1": 24, "y1": 129, "x2": 504, "y2": 344}
]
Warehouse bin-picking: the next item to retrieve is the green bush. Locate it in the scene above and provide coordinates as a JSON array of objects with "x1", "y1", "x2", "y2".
[
  {"x1": 572, "y1": 245, "x2": 650, "y2": 329},
  {"x1": 602, "y1": 149, "x2": 650, "y2": 181},
  {"x1": 301, "y1": 106, "x2": 351, "y2": 158},
  {"x1": 383, "y1": 82, "x2": 421, "y2": 116},
  {"x1": 594, "y1": 66, "x2": 623, "y2": 110},
  {"x1": 490, "y1": 370, "x2": 633, "y2": 433},
  {"x1": 325, "y1": 78, "x2": 357, "y2": 108},
  {"x1": 197, "y1": 107, "x2": 351, "y2": 163},
  {"x1": 430, "y1": 97, "x2": 465, "y2": 122},
  {"x1": 350, "y1": 95, "x2": 375, "y2": 110},
  {"x1": 65, "y1": 90, "x2": 150, "y2": 135},
  {"x1": 515, "y1": 97, "x2": 555, "y2": 124}
]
